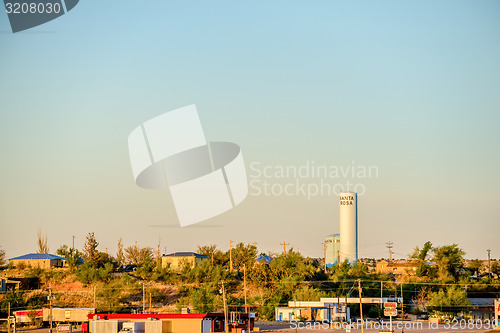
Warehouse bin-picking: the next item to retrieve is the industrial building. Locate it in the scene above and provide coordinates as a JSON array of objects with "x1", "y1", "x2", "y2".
[
  {"x1": 88, "y1": 312, "x2": 254, "y2": 333},
  {"x1": 324, "y1": 234, "x2": 340, "y2": 267},
  {"x1": 161, "y1": 252, "x2": 207, "y2": 271},
  {"x1": 9, "y1": 253, "x2": 66, "y2": 269}
]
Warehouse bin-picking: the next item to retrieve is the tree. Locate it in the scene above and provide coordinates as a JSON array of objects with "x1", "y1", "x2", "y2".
[
  {"x1": 56, "y1": 245, "x2": 83, "y2": 258},
  {"x1": 491, "y1": 261, "x2": 500, "y2": 278},
  {"x1": 231, "y1": 243, "x2": 257, "y2": 271},
  {"x1": 117, "y1": 238, "x2": 125, "y2": 266},
  {"x1": 190, "y1": 286, "x2": 218, "y2": 313},
  {"x1": 0, "y1": 246, "x2": 6, "y2": 267},
  {"x1": 56, "y1": 245, "x2": 83, "y2": 268},
  {"x1": 467, "y1": 259, "x2": 483, "y2": 276},
  {"x1": 412, "y1": 287, "x2": 431, "y2": 314},
  {"x1": 197, "y1": 244, "x2": 226, "y2": 266},
  {"x1": 411, "y1": 241, "x2": 433, "y2": 261},
  {"x1": 432, "y1": 244, "x2": 465, "y2": 281},
  {"x1": 410, "y1": 241, "x2": 433, "y2": 277},
  {"x1": 83, "y1": 232, "x2": 99, "y2": 267},
  {"x1": 124, "y1": 244, "x2": 153, "y2": 267},
  {"x1": 427, "y1": 286, "x2": 471, "y2": 318},
  {"x1": 37, "y1": 229, "x2": 49, "y2": 253},
  {"x1": 292, "y1": 286, "x2": 327, "y2": 301}
]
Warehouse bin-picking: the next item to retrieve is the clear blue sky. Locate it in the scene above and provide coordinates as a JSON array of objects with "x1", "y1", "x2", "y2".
[{"x1": 1, "y1": 0, "x2": 499, "y2": 260}]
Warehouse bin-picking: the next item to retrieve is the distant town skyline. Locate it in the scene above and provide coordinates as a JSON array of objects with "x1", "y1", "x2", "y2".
[{"x1": 1, "y1": 0, "x2": 499, "y2": 260}]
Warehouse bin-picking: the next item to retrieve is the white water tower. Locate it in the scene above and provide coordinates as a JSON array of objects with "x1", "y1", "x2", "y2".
[{"x1": 339, "y1": 192, "x2": 358, "y2": 264}]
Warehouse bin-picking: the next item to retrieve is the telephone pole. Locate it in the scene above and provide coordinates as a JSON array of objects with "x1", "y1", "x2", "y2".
[
  {"x1": 221, "y1": 281, "x2": 228, "y2": 333},
  {"x1": 157, "y1": 235, "x2": 161, "y2": 267},
  {"x1": 386, "y1": 242, "x2": 393, "y2": 261},
  {"x1": 487, "y1": 249, "x2": 491, "y2": 275},
  {"x1": 48, "y1": 286, "x2": 53, "y2": 333},
  {"x1": 323, "y1": 242, "x2": 327, "y2": 273},
  {"x1": 379, "y1": 281, "x2": 383, "y2": 316},
  {"x1": 72, "y1": 235, "x2": 75, "y2": 258},
  {"x1": 229, "y1": 240, "x2": 233, "y2": 271},
  {"x1": 243, "y1": 264, "x2": 247, "y2": 308},
  {"x1": 243, "y1": 264, "x2": 249, "y2": 333},
  {"x1": 142, "y1": 282, "x2": 146, "y2": 313},
  {"x1": 280, "y1": 242, "x2": 289, "y2": 254},
  {"x1": 401, "y1": 283, "x2": 404, "y2": 314},
  {"x1": 357, "y1": 280, "x2": 364, "y2": 333},
  {"x1": 7, "y1": 302, "x2": 10, "y2": 333}
]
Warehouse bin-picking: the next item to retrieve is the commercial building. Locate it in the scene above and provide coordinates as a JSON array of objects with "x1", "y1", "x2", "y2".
[
  {"x1": 468, "y1": 298, "x2": 497, "y2": 321},
  {"x1": 9, "y1": 253, "x2": 66, "y2": 269},
  {"x1": 325, "y1": 234, "x2": 340, "y2": 268},
  {"x1": 161, "y1": 252, "x2": 207, "y2": 270},
  {"x1": 276, "y1": 297, "x2": 402, "y2": 323},
  {"x1": 88, "y1": 312, "x2": 254, "y2": 333},
  {"x1": 339, "y1": 192, "x2": 357, "y2": 264}
]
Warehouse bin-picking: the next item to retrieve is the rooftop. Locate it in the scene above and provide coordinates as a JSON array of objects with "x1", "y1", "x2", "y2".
[
  {"x1": 162, "y1": 252, "x2": 207, "y2": 258},
  {"x1": 9, "y1": 253, "x2": 66, "y2": 261}
]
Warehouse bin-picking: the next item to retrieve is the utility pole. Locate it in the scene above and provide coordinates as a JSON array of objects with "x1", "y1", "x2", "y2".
[
  {"x1": 401, "y1": 283, "x2": 404, "y2": 314},
  {"x1": 149, "y1": 293, "x2": 152, "y2": 313},
  {"x1": 244, "y1": 264, "x2": 249, "y2": 333},
  {"x1": 357, "y1": 280, "x2": 364, "y2": 333},
  {"x1": 157, "y1": 235, "x2": 161, "y2": 266},
  {"x1": 221, "y1": 281, "x2": 228, "y2": 333},
  {"x1": 337, "y1": 293, "x2": 340, "y2": 322},
  {"x1": 48, "y1": 287, "x2": 53, "y2": 333},
  {"x1": 229, "y1": 240, "x2": 233, "y2": 271},
  {"x1": 380, "y1": 281, "x2": 383, "y2": 316},
  {"x1": 243, "y1": 264, "x2": 247, "y2": 308},
  {"x1": 72, "y1": 235, "x2": 75, "y2": 258},
  {"x1": 323, "y1": 242, "x2": 327, "y2": 273},
  {"x1": 93, "y1": 285, "x2": 96, "y2": 309},
  {"x1": 487, "y1": 249, "x2": 491, "y2": 275},
  {"x1": 281, "y1": 242, "x2": 289, "y2": 254},
  {"x1": 386, "y1": 242, "x2": 393, "y2": 261},
  {"x1": 7, "y1": 302, "x2": 10, "y2": 333},
  {"x1": 142, "y1": 283, "x2": 146, "y2": 313}
]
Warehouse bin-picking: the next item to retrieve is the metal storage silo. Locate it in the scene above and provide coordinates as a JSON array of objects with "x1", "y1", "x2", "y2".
[{"x1": 339, "y1": 192, "x2": 357, "y2": 264}]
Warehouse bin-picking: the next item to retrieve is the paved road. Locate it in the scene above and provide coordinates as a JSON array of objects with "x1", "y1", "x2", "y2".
[{"x1": 1, "y1": 323, "x2": 495, "y2": 333}]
